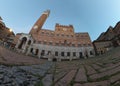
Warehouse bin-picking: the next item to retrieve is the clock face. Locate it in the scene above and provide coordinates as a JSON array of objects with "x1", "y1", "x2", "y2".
[
  {"x1": 63, "y1": 28, "x2": 67, "y2": 31},
  {"x1": 33, "y1": 25, "x2": 38, "y2": 29}
]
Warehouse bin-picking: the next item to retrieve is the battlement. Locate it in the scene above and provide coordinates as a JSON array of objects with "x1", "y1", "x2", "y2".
[{"x1": 55, "y1": 23, "x2": 73, "y2": 28}]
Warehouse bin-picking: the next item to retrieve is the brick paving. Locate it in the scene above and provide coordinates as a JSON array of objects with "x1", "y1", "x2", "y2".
[
  {"x1": 92, "y1": 64, "x2": 102, "y2": 70},
  {"x1": 75, "y1": 67, "x2": 87, "y2": 82},
  {"x1": 0, "y1": 46, "x2": 120, "y2": 86},
  {"x1": 55, "y1": 70, "x2": 77, "y2": 86},
  {"x1": 83, "y1": 80, "x2": 110, "y2": 86},
  {"x1": 0, "y1": 46, "x2": 46, "y2": 65},
  {"x1": 85, "y1": 65, "x2": 97, "y2": 75}
]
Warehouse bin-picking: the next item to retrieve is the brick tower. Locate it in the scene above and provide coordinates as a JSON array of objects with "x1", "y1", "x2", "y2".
[{"x1": 29, "y1": 10, "x2": 50, "y2": 35}]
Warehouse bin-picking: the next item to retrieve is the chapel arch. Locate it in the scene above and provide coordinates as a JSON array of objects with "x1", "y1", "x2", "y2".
[{"x1": 18, "y1": 37, "x2": 27, "y2": 49}]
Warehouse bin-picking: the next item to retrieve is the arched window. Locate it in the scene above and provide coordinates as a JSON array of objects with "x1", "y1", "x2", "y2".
[{"x1": 90, "y1": 51, "x2": 93, "y2": 55}]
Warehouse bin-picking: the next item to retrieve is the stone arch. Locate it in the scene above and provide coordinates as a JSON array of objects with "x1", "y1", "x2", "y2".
[
  {"x1": 30, "y1": 48, "x2": 33, "y2": 53},
  {"x1": 35, "y1": 49, "x2": 39, "y2": 55},
  {"x1": 41, "y1": 50, "x2": 45, "y2": 56},
  {"x1": 84, "y1": 50, "x2": 88, "y2": 58},
  {"x1": 18, "y1": 37, "x2": 27, "y2": 49},
  {"x1": 53, "y1": 58, "x2": 57, "y2": 62}
]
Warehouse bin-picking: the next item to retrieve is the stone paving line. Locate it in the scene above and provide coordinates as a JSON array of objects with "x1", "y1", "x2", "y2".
[
  {"x1": 91, "y1": 64, "x2": 102, "y2": 70},
  {"x1": 74, "y1": 80, "x2": 110, "y2": 86},
  {"x1": 84, "y1": 65, "x2": 97, "y2": 75},
  {"x1": 90, "y1": 65, "x2": 120, "y2": 80},
  {"x1": 55, "y1": 70, "x2": 77, "y2": 86},
  {"x1": 99, "y1": 62, "x2": 120, "y2": 72}
]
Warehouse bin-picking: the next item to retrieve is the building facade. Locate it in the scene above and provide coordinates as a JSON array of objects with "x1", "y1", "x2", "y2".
[
  {"x1": 15, "y1": 10, "x2": 94, "y2": 61},
  {"x1": 0, "y1": 17, "x2": 15, "y2": 44},
  {"x1": 93, "y1": 22, "x2": 120, "y2": 55}
]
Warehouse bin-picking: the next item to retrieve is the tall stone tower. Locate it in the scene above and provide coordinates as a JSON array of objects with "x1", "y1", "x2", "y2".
[{"x1": 29, "y1": 10, "x2": 50, "y2": 34}]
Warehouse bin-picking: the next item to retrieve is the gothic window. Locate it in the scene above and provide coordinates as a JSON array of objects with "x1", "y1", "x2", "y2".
[
  {"x1": 70, "y1": 29, "x2": 72, "y2": 32},
  {"x1": 64, "y1": 40, "x2": 67, "y2": 44},
  {"x1": 58, "y1": 28, "x2": 60, "y2": 31},
  {"x1": 61, "y1": 34, "x2": 64, "y2": 37},
  {"x1": 83, "y1": 44, "x2": 86, "y2": 46},
  {"x1": 72, "y1": 44, "x2": 75, "y2": 47},
  {"x1": 88, "y1": 44, "x2": 91, "y2": 46},
  {"x1": 56, "y1": 34, "x2": 59, "y2": 36},
  {"x1": 43, "y1": 41, "x2": 47, "y2": 44},
  {"x1": 55, "y1": 43, "x2": 59, "y2": 46},
  {"x1": 49, "y1": 42, "x2": 52, "y2": 45},
  {"x1": 71, "y1": 35, "x2": 73, "y2": 37},
  {"x1": 38, "y1": 41, "x2": 41, "y2": 44},
  {"x1": 41, "y1": 32, "x2": 44, "y2": 34},
  {"x1": 78, "y1": 44, "x2": 82, "y2": 47},
  {"x1": 66, "y1": 35, "x2": 69, "y2": 37},
  {"x1": 46, "y1": 32, "x2": 49, "y2": 35}
]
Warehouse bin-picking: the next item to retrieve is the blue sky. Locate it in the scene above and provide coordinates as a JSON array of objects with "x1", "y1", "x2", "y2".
[{"x1": 0, "y1": 0, "x2": 120, "y2": 41}]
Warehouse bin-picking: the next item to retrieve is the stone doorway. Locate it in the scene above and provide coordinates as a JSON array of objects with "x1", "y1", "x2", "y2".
[
  {"x1": 79, "y1": 52, "x2": 83, "y2": 59},
  {"x1": 35, "y1": 49, "x2": 39, "y2": 55},
  {"x1": 18, "y1": 37, "x2": 27, "y2": 49}
]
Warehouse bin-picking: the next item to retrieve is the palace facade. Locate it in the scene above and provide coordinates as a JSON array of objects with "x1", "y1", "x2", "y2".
[{"x1": 15, "y1": 10, "x2": 94, "y2": 61}]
